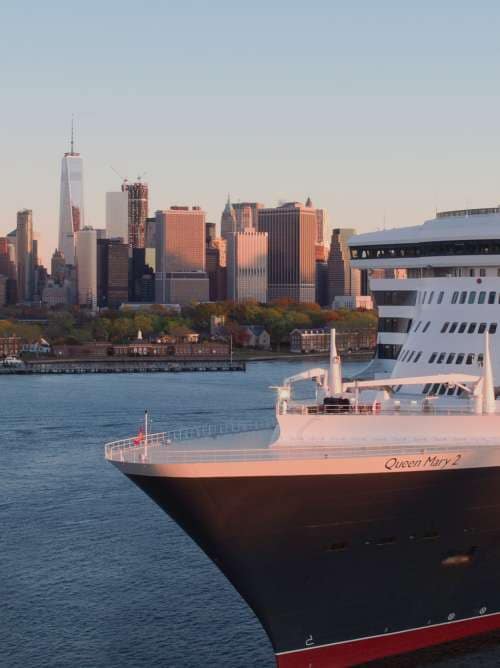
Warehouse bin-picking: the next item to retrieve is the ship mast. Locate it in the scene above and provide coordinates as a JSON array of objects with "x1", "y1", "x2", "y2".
[{"x1": 328, "y1": 328, "x2": 342, "y2": 396}]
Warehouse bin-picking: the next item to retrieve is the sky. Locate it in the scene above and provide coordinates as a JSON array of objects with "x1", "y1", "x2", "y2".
[{"x1": 2, "y1": 0, "x2": 500, "y2": 264}]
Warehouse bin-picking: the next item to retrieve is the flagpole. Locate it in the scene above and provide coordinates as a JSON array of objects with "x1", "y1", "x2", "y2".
[{"x1": 144, "y1": 409, "x2": 148, "y2": 459}]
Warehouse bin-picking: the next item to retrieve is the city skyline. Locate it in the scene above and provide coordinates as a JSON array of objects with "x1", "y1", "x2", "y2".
[{"x1": 4, "y1": 2, "x2": 500, "y2": 265}]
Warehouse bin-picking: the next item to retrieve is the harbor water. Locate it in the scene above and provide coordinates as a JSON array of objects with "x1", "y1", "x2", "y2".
[{"x1": 2, "y1": 360, "x2": 500, "y2": 667}]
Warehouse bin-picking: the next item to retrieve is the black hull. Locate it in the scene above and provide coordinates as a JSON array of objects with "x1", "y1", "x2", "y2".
[{"x1": 126, "y1": 467, "x2": 500, "y2": 661}]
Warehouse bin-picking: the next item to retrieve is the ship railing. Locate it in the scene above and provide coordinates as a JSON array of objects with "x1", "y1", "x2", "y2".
[
  {"x1": 105, "y1": 418, "x2": 276, "y2": 461},
  {"x1": 284, "y1": 403, "x2": 480, "y2": 416},
  {"x1": 106, "y1": 434, "x2": 500, "y2": 465}
]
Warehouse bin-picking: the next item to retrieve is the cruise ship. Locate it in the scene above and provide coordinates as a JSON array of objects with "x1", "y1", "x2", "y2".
[
  {"x1": 105, "y1": 206, "x2": 500, "y2": 666},
  {"x1": 349, "y1": 206, "x2": 500, "y2": 385}
]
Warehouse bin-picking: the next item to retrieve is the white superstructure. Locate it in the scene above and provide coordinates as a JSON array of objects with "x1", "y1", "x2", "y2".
[{"x1": 349, "y1": 207, "x2": 500, "y2": 392}]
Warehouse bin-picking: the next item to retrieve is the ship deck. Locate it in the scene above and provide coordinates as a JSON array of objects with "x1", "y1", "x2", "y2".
[{"x1": 105, "y1": 416, "x2": 500, "y2": 466}]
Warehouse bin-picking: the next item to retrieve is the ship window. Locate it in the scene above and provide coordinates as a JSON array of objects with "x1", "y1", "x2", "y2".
[
  {"x1": 468, "y1": 323, "x2": 477, "y2": 334},
  {"x1": 430, "y1": 383, "x2": 440, "y2": 395},
  {"x1": 437, "y1": 291, "x2": 444, "y2": 304},
  {"x1": 422, "y1": 321, "x2": 431, "y2": 333},
  {"x1": 407, "y1": 351, "x2": 415, "y2": 362},
  {"x1": 447, "y1": 386, "x2": 456, "y2": 395},
  {"x1": 478, "y1": 353, "x2": 484, "y2": 366},
  {"x1": 490, "y1": 323, "x2": 498, "y2": 334},
  {"x1": 422, "y1": 291, "x2": 427, "y2": 304},
  {"x1": 437, "y1": 353, "x2": 446, "y2": 364},
  {"x1": 466, "y1": 353, "x2": 475, "y2": 365},
  {"x1": 489, "y1": 292, "x2": 496, "y2": 304},
  {"x1": 423, "y1": 383, "x2": 432, "y2": 394},
  {"x1": 451, "y1": 291, "x2": 459, "y2": 304},
  {"x1": 446, "y1": 353, "x2": 455, "y2": 364},
  {"x1": 470, "y1": 269, "x2": 475, "y2": 277},
  {"x1": 478, "y1": 291, "x2": 486, "y2": 304},
  {"x1": 480, "y1": 268, "x2": 486, "y2": 277},
  {"x1": 441, "y1": 322, "x2": 450, "y2": 333},
  {"x1": 438, "y1": 384, "x2": 447, "y2": 395},
  {"x1": 478, "y1": 322, "x2": 487, "y2": 334},
  {"x1": 457, "y1": 386, "x2": 464, "y2": 396},
  {"x1": 414, "y1": 352, "x2": 422, "y2": 363},
  {"x1": 327, "y1": 542, "x2": 348, "y2": 552},
  {"x1": 456, "y1": 353, "x2": 465, "y2": 364},
  {"x1": 459, "y1": 291, "x2": 467, "y2": 304},
  {"x1": 428, "y1": 352, "x2": 437, "y2": 363},
  {"x1": 468, "y1": 292, "x2": 477, "y2": 304},
  {"x1": 428, "y1": 291, "x2": 434, "y2": 304},
  {"x1": 458, "y1": 322, "x2": 467, "y2": 333},
  {"x1": 414, "y1": 321, "x2": 422, "y2": 333},
  {"x1": 449, "y1": 322, "x2": 458, "y2": 333}
]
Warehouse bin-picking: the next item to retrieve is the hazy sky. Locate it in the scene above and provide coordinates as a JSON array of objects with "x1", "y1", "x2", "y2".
[{"x1": 2, "y1": 0, "x2": 500, "y2": 264}]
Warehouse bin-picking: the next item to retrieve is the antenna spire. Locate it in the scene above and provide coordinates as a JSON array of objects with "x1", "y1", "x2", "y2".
[{"x1": 70, "y1": 114, "x2": 75, "y2": 154}]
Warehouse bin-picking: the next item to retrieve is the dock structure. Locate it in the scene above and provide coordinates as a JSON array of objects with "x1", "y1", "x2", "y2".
[{"x1": 0, "y1": 359, "x2": 246, "y2": 375}]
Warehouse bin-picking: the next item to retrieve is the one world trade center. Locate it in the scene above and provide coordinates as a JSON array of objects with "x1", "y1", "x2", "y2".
[{"x1": 58, "y1": 120, "x2": 84, "y2": 265}]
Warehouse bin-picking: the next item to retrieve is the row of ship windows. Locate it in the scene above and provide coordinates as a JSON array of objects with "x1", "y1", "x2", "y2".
[
  {"x1": 419, "y1": 289, "x2": 499, "y2": 306},
  {"x1": 422, "y1": 383, "x2": 466, "y2": 397},
  {"x1": 375, "y1": 289, "x2": 500, "y2": 308},
  {"x1": 400, "y1": 349, "x2": 485, "y2": 366},
  {"x1": 441, "y1": 322, "x2": 498, "y2": 334},
  {"x1": 411, "y1": 321, "x2": 497, "y2": 335}
]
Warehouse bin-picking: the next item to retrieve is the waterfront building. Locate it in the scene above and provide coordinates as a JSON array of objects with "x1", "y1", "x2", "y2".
[
  {"x1": 257, "y1": 202, "x2": 316, "y2": 303},
  {"x1": 75, "y1": 227, "x2": 97, "y2": 309},
  {"x1": 58, "y1": 124, "x2": 84, "y2": 265},
  {"x1": 16, "y1": 209, "x2": 34, "y2": 302},
  {"x1": 106, "y1": 191, "x2": 128, "y2": 242},
  {"x1": 0, "y1": 335, "x2": 21, "y2": 358},
  {"x1": 289, "y1": 327, "x2": 376, "y2": 354},
  {"x1": 227, "y1": 230, "x2": 268, "y2": 303},
  {"x1": 97, "y1": 238, "x2": 129, "y2": 308},
  {"x1": 122, "y1": 179, "x2": 148, "y2": 248},
  {"x1": 155, "y1": 206, "x2": 208, "y2": 304},
  {"x1": 240, "y1": 325, "x2": 271, "y2": 349},
  {"x1": 220, "y1": 196, "x2": 237, "y2": 240},
  {"x1": 327, "y1": 228, "x2": 361, "y2": 306}
]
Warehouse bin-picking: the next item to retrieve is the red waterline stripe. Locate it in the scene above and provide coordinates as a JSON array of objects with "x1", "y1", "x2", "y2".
[{"x1": 276, "y1": 612, "x2": 500, "y2": 667}]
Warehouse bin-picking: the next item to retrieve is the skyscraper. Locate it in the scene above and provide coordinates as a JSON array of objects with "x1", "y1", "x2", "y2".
[
  {"x1": 97, "y1": 238, "x2": 129, "y2": 308},
  {"x1": 155, "y1": 206, "x2": 208, "y2": 304},
  {"x1": 106, "y1": 191, "x2": 128, "y2": 242},
  {"x1": 327, "y1": 228, "x2": 361, "y2": 305},
  {"x1": 227, "y1": 230, "x2": 268, "y2": 303},
  {"x1": 122, "y1": 179, "x2": 148, "y2": 248},
  {"x1": 75, "y1": 227, "x2": 97, "y2": 309},
  {"x1": 220, "y1": 196, "x2": 237, "y2": 240},
  {"x1": 305, "y1": 196, "x2": 328, "y2": 244},
  {"x1": 58, "y1": 121, "x2": 84, "y2": 265},
  {"x1": 16, "y1": 209, "x2": 34, "y2": 302},
  {"x1": 258, "y1": 202, "x2": 316, "y2": 303},
  {"x1": 232, "y1": 202, "x2": 264, "y2": 232}
]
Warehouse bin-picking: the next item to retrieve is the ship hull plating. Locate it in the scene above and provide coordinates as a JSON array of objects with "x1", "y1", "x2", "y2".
[{"x1": 125, "y1": 466, "x2": 500, "y2": 666}]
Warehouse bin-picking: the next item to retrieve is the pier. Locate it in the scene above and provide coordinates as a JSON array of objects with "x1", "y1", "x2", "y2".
[{"x1": 0, "y1": 358, "x2": 246, "y2": 375}]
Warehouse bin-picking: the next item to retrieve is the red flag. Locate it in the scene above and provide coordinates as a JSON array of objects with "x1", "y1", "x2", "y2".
[{"x1": 133, "y1": 428, "x2": 144, "y2": 446}]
